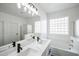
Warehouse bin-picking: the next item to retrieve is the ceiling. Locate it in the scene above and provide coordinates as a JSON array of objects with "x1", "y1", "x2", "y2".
[
  {"x1": 39, "y1": 3, "x2": 79, "y2": 14},
  {"x1": 0, "y1": 3, "x2": 38, "y2": 19},
  {"x1": 0, "y1": 3, "x2": 79, "y2": 19}
]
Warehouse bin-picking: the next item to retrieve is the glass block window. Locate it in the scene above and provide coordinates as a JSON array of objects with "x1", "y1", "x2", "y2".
[{"x1": 49, "y1": 17, "x2": 69, "y2": 34}]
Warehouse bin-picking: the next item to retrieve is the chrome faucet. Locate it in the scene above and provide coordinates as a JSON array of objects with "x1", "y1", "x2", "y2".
[
  {"x1": 37, "y1": 37, "x2": 40, "y2": 42},
  {"x1": 32, "y1": 36, "x2": 35, "y2": 39},
  {"x1": 17, "y1": 43, "x2": 22, "y2": 53},
  {"x1": 12, "y1": 41, "x2": 16, "y2": 47}
]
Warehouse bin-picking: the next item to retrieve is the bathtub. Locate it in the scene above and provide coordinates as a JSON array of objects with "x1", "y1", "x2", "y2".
[{"x1": 47, "y1": 47, "x2": 79, "y2": 56}]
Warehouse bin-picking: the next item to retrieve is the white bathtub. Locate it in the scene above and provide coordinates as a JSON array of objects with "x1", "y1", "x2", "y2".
[{"x1": 47, "y1": 47, "x2": 79, "y2": 56}]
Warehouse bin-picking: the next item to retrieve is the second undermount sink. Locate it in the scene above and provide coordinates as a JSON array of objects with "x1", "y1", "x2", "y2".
[
  {"x1": 17, "y1": 42, "x2": 42, "y2": 56},
  {"x1": 17, "y1": 48, "x2": 39, "y2": 56},
  {"x1": 16, "y1": 42, "x2": 42, "y2": 56},
  {"x1": 0, "y1": 47, "x2": 16, "y2": 56},
  {"x1": 8, "y1": 42, "x2": 41, "y2": 56}
]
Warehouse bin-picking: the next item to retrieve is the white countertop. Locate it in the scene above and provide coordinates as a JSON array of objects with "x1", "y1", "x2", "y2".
[
  {"x1": 8, "y1": 39, "x2": 51, "y2": 56},
  {"x1": 0, "y1": 38, "x2": 51, "y2": 56}
]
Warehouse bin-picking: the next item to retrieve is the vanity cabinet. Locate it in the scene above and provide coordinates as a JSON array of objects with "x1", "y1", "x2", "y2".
[{"x1": 42, "y1": 42, "x2": 51, "y2": 56}]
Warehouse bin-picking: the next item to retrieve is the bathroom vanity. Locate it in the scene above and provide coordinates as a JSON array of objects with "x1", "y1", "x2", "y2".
[
  {"x1": 0, "y1": 34, "x2": 51, "y2": 56},
  {"x1": 0, "y1": 34, "x2": 79, "y2": 56},
  {"x1": 8, "y1": 39, "x2": 51, "y2": 56}
]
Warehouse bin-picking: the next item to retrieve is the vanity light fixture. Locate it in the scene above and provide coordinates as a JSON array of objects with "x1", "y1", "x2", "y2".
[{"x1": 17, "y1": 3, "x2": 38, "y2": 16}]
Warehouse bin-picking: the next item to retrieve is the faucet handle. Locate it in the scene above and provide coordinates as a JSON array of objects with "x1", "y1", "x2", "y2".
[
  {"x1": 37, "y1": 37, "x2": 40, "y2": 42},
  {"x1": 12, "y1": 41, "x2": 16, "y2": 47},
  {"x1": 32, "y1": 36, "x2": 35, "y2": 39},
  {"x1": 17, "y1": 43, "x2": 22, "y2": 49}
]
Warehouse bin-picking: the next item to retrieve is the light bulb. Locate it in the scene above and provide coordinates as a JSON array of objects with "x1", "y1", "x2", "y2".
[
  {"x1": 25, "y1": 3, "x2": 28, "y2": 7},
  {"x1": 22, "y1": 3, "x2": 25, "y2": 6},
  {"x1": 36, "y1": 11, "x2": 38, "y2": 15},
  {"x1": 17, "y1": 3, "x2": 21, "y2": 8},
  {"x1": 24, "y1": 7, "x2": 27, "y2": 12},
  {"x1": 28, "y1": 10, "x2": 31, "y2": 14}
]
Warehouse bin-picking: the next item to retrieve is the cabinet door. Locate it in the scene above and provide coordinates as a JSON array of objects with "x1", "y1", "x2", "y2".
[
  {"x1": 4, "y1": 22, "x2": 19, "y2": 45},
  {"x1": 0, "y1": 21, "x2": 3, "y2": 46}
]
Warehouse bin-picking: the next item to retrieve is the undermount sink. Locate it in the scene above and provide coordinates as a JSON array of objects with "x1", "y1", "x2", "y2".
[
  {"x1": 17, "y1": 48, "x2": 39, "y2": 56},
  {"x1": 8, "y1": 43, "x2": 42, "y2": 56},
  {"x1": 17, "y1": 42, "x2": 42, "y2": 56},
  {"x1": 6, "y1": 39, "x2": 51, "y2": 56},
  {"x1": 0, "y1": 47, "x2": 16, "y2": 56}
]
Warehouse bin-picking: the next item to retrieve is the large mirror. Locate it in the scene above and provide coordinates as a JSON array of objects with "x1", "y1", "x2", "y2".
[{"x1": 0, "y1": 3, "x2": 40, "y2": 47}]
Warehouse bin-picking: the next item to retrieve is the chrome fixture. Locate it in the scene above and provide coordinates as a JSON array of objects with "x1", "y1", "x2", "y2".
[
  {"x1": 32, "y1": 36, "x2": 35, "y2": 39},
  {"x1": 17, "y1": 43, "x2": 22, "y2": 53},
  {"x1": 12, "y1": 41, "x2": 16, "y2": 47},
  {"x1": 37, "y1": 37, "x2": 40, "y2": 42},
  {"x1": 17, "y1": 3, "x2": 38, "y2": 16}
]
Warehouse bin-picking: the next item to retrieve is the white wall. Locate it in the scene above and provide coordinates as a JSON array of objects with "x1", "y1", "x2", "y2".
[
  {"x1": 39, "y1": 8, "x2": 47, "y2": 39},
  {"x1": 47, "y1": 6, "x2": 79, "y2": 49}
]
